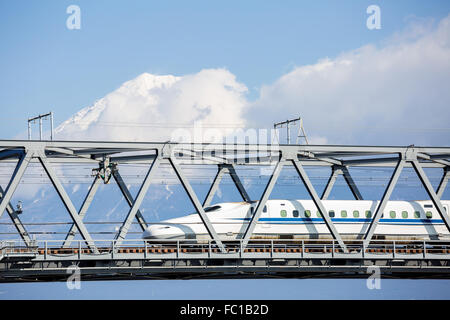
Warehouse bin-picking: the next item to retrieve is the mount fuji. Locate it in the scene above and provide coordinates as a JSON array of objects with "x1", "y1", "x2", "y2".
[{"x1": 55, "y1": 69, "x2": 249, "y2": 142}]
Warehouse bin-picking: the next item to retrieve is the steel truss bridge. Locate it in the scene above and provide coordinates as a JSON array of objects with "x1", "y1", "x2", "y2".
[{"x1": 0, "y1": 140, "x2": 449, "y2": 281}]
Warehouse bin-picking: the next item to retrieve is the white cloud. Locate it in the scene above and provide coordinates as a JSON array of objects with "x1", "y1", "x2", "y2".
[
  {"x1": 308, "y1": 136, "x2": 328, "y2": 145},
  {"x1": 55, "y1": 69, "x2": 248, "y2": 142},
  {"x1": 55, "y1": 15, "x2": 450, "y2": 147},
  {"x1": 248, "y1": 14, "x2": 450, "y2": 146}
]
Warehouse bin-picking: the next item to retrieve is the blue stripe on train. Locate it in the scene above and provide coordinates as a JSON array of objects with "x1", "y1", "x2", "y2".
[{"x1": 230, "y1": 217, "x2": 444, "y2": 225}]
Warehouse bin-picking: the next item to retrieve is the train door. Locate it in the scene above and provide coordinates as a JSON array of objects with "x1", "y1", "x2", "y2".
[{"x1": 262, "y1": 204, "x2": 270, "y2": 229}]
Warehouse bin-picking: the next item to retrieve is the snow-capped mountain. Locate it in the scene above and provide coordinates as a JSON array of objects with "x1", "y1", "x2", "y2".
[{"x1": 55, "y1": 69, "x2": 248, "y2": 142}]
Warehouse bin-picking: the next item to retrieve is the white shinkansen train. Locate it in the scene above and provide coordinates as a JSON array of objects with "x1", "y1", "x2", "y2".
[{"x1": 142, "y1": 200, "x2": 450, "y2": 241}]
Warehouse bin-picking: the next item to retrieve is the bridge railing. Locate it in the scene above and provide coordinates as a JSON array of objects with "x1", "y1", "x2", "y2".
[{"x1": 0, "y1": 239, "x2": 450, "y2": 261}]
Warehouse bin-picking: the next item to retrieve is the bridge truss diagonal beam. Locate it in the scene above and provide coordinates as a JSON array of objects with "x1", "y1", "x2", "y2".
[
  {"x1": 169, "y1": 157, "x2": 226, "y2": 253},
  {"x1": 321, "y1": 166, "x2": 363, "y2": 200},
  {"x1": 437, "y1": 167, "x2": 450, "y2": 199},
  {"x1": 227, "y1": 165, "x2": 251, "y2": 202},
  {"x1": 411, "y1": 160, "x2": 450, "y2": 233},
  {"x1": 203, "y1": 164, "x2": 250, "y2": 208},
  {"x1": 0, "y1": 151, "x2": 32, "y2": 221},
  {"x1": 417, "y1": 152, "x2": 450, "y2": 167},
  {"x1": 202, "y1": 165, "x2": 228, "y2": 208},
  {"x1": 37, "y1": 151, "x2": 99, "y2": 254},
  {"x1": 341, "y1": 166, "x2": 363, "y2": 200},
  {"x1": 114, "y1": 157, "x2": 161, "y2": 246},
  {"x1": 62, "y1": 175, "x2": 101, "y2": 248},
  {"x1": 0, "y1": 185, "x2": 32, "y2": 246},
  {"x1": 112, "y1": 168, "x2": 148, "y2": 231},
  {"x1": 291, "y1": 159, "x2": 348, "y2": 252},
  {"x1": 321, "y1": 167, "x2": 340, "y2": 200},
  {"x1": 241, "y1": 160, "x2": 285, "y2": 245},
  {"x1": 363, "y1": 159, "x2": 405, "y2": 246}
]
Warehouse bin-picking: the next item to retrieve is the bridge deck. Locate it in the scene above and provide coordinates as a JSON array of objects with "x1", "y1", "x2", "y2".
[{"x1": 1, "y1": 240, "x2": 449, "y2": 281}]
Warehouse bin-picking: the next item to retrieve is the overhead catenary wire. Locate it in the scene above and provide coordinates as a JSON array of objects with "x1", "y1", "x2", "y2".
[
  {"x1": 0, "y1": 221, "x2": 264, "y2": 226},
  {"x1": 60, "y1": 121, "x2": 247, "y2": 128}
]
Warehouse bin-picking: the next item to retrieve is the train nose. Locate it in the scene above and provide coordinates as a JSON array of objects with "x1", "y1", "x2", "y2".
[{"x1": 142, "y1": 224, "x2": 185, "y2": 239}]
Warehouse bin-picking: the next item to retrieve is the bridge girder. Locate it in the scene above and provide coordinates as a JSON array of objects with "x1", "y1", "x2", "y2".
[{"x1": 0, "y1": 141, "x2": 448, "y2": 255}]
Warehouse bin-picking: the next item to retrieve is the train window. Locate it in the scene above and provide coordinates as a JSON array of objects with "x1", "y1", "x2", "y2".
[
  {"x1": 402, "y1": 211, "x2": 408, "y2": 218},
  {"x1": 293, "y1": 210, "x2": 299, "y2": 217},
  {"x1": 317, "y1": 211, "x2": 322, "y2": 218},
  {"x1": 341, "y1": 210, "x2": 347, "y2": 218},
  {"x1": 426, "y1": 211, "x2": 433, "y2": 219},
  {"x1": 329, "y1": 210, "x2": 335, "y2": 218},
  {"x1": 414, "y1": 211, "x2": 421, "y2": 218},
  {"x1": 263, "y1": 205, "x2": 267, "y2": 213},
  {"x1": 204, "y1": 205, "x2": 221, "y2": 212},
  {"x1": 390, "y1": 211, "x2": 396, "y2": 218},
  {"x1": 365, "y1": 210, "x2": 372, "y2": 218},
  {"x1": 424, "y1": 204, "x2": 433, "y2": 208},
  {"x1": 305, "y1": 210, "x2": 311, "y2": 218},
  {"x1": 353, "y1": 210, "x2": 359, "y2": 218},
  {"x1": 280, "y1": 210, "x2": 287, "y2": 217}
]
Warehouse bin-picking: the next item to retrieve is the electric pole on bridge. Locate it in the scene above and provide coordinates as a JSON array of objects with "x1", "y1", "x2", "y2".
[
  {"x1": 28, "y1": 112, "x2": 54, "y2": 140},
  {"x1": 273, "y1": 117, "x2": 309, "y2": 145}
]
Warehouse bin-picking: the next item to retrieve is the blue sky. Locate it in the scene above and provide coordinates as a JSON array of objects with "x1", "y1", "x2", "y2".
[
  {"x1": 1, "y1": 0, "x2": 450, "y2": 141},
  {"x1": 1, "y1": 0, "x2": 450, "y2": 299}
]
